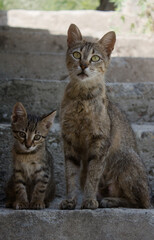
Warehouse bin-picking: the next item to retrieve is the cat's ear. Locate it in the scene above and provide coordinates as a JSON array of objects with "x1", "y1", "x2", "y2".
[
  {"x1": 99, "y1": 31, "x2": 116, "y2": 57},
  {"x1": 67, "y1": 24, "x2": 82, "y2": 48},
  {"x1": 11, "y1": 102, "x2": 27, "y2": 123},
  {"x1": 41, "y1": 110, "x2": 56, "y2": 130}
]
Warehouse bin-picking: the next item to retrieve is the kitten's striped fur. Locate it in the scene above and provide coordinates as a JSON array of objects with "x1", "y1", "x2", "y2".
[{"x1": 6, "y1": 102, "x2": 56, "y2": 209}]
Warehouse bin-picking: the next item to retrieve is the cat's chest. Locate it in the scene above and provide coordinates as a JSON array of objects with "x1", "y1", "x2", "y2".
[
  {"x1": 15, "y1": 154, "x2": 44, "y2": 179},
  {"x1": 62, "y1": 98, "x2": 106, "y2": 140}
]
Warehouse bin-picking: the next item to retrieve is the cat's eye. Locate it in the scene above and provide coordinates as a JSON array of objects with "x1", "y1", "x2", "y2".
[
  {"x1": 18, "y1": 131, "x2": 26, "y2": 138},
  {"x1": 91, "y1": 55, "x2": 100, "y2": 62},
  {"x1": 73, "y1": 51, "x2": 81, "y2": 59},
  {"x1": 34, "y1": 135, "x2": 41, "y2": 141}
]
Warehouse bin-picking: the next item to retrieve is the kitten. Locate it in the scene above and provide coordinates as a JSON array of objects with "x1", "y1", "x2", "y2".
[
  {"x1": 60, "y1": 24, "x2": 150, "y2": 210},
  {"x1": 6, "y1": 102, "x2": 56, "y2": 209}
]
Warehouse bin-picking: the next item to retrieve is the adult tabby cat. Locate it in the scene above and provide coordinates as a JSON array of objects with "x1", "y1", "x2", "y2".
[
  {"x1": 60, "y1": 24, "x2": 150, "y2": 210},
  {"x1": 6, "y1": 102, "x2": 56, "y2": 209}
]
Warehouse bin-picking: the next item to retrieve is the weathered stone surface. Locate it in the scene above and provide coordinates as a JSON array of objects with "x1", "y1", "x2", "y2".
[
  {"x1": 107, "y1": 82, "x2": 154, "y2": 124},
  {"x1": 0, "y1": 208, "x2": 153, "y2": 240},
  {"x1": 132, "y1": 124, "x2": 154, "y2": 198},
  {"x1": 0, "y1": 52, "x2": 154, "y2": 82},
  {"x1": 0, "y1": 10, "x2": 151, "y2": 38},
  {"x1": 0, "y1": 26, "x2": 67, "y2": 53},
  {"x1": 0, "y1": 123, "x2": 154, "y2": 205},
  {"x1": 0, "y1": 80, "x2": 153, "y2": 124},
  {"x1": 0, "y1": 26, "x2": 154, "y2": 57}
]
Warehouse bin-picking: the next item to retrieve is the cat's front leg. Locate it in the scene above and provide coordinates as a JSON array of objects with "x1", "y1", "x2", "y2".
[
  {"x1": 30, "y1": 168, "x2": 49, "y2": 209},
  {"x1": 13, "y1": 170, "x2": 29, "y2": 210},
  {"x1": 81, "y1": 147, "x2": 107, "y2": 210},
  {"x1": 60, "y1": 146, "x2": 80, "y2": 210}
]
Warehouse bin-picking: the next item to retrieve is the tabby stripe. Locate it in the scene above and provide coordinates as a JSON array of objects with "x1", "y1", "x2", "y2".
[
  {"x1": 35, "y1": 179, "x2": 48, "y2": 184},
  {"x1": 15, "y1": 180, "x2": 26, "y2": 185},
  {"x1": 67, "y1": 155, "x2": 80, "y2": 167},
  {"x1": 38, "y1": 190, "x2": 46, "y2": 193},
  {"x1": 15, "y1": 169, "x2": 22, "y2": 173},
  {"x1": 34, "y1": 168, "x2": 43, "y2": 174},
  {"x1": 43, "y1": 174, "x2": 49, "y2": 179},
  {"x1": 88, "y1": 155, "x2": 97, "y2": 163},
  {"x1": 31, "y1": 162, "x2": 36, "y2": 165}
]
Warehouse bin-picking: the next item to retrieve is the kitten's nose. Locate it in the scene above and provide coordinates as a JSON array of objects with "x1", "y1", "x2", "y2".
[
  {"x1": 80, "y1": 63, "x2": 88, "y2": 70},
  {"x1": 25, "y1": 142, "x2": 31, "y2": 149}
]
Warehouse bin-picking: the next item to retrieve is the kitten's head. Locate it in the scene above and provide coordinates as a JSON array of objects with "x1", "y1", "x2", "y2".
[
  {"x1": 11, "y1": 102, "x2": 56, "y2": 153},
  {"x1": 66, "y1": 24, "x2": 116, "y2": 82}
]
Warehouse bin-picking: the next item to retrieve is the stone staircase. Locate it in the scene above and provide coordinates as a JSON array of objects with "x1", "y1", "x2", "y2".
[{"x1": 0, "y1": 10, "x2": 154, "y2": 240}]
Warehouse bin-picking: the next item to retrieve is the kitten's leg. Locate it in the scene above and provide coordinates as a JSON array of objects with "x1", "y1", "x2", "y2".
[
  {"x1": 60, "y1": 143, "x2": 80, "y2": 210},
  {"x1": 13, "y1": 170, "x2": 29, "y2": 209},
  {"x1": 30, "y1": 168, "x2": 50, "y2": 209}
]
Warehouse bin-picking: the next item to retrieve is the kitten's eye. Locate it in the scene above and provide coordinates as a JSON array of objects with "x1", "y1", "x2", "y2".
[
  {"x1": 18, "y1": 131, "x2": 26, "y2": 138},
  {"x1": 73, "y1": 51, "x2": 81, "y2": 59},
  {"x1": 91, "y1": 55, "x2": 100, "y2": 62},
  {"x1": 34, "y1": 135, "x2": 41, "y2": 141}
]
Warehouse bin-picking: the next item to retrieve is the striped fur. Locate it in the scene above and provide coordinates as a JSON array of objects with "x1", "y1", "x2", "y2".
[{"x1": 6, "y1": 102, "x2": 56, "y2": 210}]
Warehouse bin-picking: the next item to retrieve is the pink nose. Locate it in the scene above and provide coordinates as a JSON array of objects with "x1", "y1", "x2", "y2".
[
  {"x1": 80, "y1": 63, "x2": 88, "y2": 70},
  {"x1": 25, "y1": 142, "x2": 31, "y2": 149}
]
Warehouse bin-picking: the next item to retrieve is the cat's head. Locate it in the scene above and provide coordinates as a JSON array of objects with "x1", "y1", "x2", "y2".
[
  {"x1": 11, "y1": 102, "x2": 56, "y2": 153},
  {"x1": 66, "y1": 24, "x2": 116, "y2": 82}
]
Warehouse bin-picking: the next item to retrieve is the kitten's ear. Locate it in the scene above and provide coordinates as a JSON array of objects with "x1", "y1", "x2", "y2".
[
  {"x1": 41, "y1": 111, "x2": 56, "y2": 130},
  {"x1": 99, "y1": 31, "x2": 116, "y2": 57},
  {"x1": 11, "y1": 102, "x2": 27, "y2": 123},
  {"x1": 67, "y1": 24, "x2": 82, "y2": 48}
]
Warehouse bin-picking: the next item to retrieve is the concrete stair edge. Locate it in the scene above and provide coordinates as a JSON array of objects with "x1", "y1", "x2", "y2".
[{"x1": 0, "y1": 208, "x2": 154, "y2": 240}]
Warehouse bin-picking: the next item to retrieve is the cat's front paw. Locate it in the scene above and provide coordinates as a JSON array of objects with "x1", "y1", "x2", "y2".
[
  {"x1": 81, "y1": 199, "x2": 99, "y2": 210},
  {"x1": 13, "y1": 201, "x2": 29, "y2": 210},
  {"x1": 30, "y1": 200, "x2": 45, "y2": 209},
  {"x1": 60, "y1": 199, "x2": 76, "y2": 210}
]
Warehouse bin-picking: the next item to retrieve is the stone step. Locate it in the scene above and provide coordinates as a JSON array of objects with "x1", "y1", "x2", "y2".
[
  {"x1": 0, "y1": 208, "x2": 154, "y2": 240},
  {"x1": 0, "y1": 79, "x2": 154, "y2": 124},
  {"x1": 0, "y1": 26, "x2": 154, "y2": 57},
  {"x1": 0, "y1": 123, "x2": 154, "y2": 205},
  {"x1": 0, "y1": 10, "x2": 152, "y2": 38},
  {"x1": 0, "y1": 50, "x2": 154, "y2": 82}
]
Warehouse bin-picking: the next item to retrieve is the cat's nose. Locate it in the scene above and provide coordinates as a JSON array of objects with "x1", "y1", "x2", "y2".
[
  {"x1": 25, "y1": 142, "x2": 31, "y2": 149},
  {"x1": 80, "y1": 63, "x2": 88, "y2": 70}
]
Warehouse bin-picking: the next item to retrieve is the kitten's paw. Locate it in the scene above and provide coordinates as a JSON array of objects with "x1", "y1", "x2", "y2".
[
  {"x1": 13, "y1": 201, "x2": 29, "y2": 210},
  {"x1": 60, "y1": 199, "x2": 76, "y2": 210},
  {"x1": 81, "y1": 199, "x2": 98, "y2": 210},
  {"x1": 30, "y1": 201, "x2": 45, "y2": 209}
]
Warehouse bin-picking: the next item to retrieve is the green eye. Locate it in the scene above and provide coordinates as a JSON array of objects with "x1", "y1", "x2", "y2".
[
  {"x1": 18, "y1": 131, "x2": 26, "y2": 138},
  {"x1": 34, "y1": 135, "x2": 41, "y2": 141},
  {"x1": 91, "y1": 55, "x2": 100, "y2": 62},
  {"x1": 73, "y1": 51, "x2": 81, "y2": 59}
]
